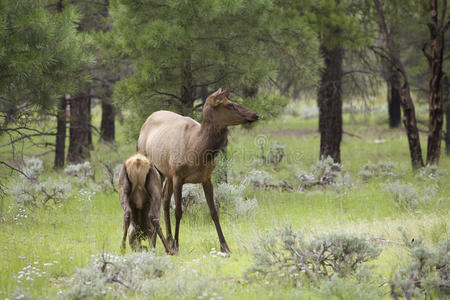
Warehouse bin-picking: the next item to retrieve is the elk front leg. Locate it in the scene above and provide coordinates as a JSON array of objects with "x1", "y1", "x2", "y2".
[
  {"x1": 202, "y1": 179, "x2": 231, "y2": 253},
  {"x1": 173, "y1": 177, "x2": 183, "y2": 251},
  {"x1": 150, "y1": 217, "x2": 175, "y2": 255},
  {"x1": 163, "y1": 178, "x2": 173, "y2": 244}
]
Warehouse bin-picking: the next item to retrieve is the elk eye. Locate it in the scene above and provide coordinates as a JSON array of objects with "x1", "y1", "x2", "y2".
[{"x1": 226, "y1": 103, "x2": 233, "y2": 108}]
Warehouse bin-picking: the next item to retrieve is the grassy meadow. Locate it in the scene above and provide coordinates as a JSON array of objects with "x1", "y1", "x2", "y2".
[{"x1": 0, "y1": 100, "x2": 449, "y2": 299}]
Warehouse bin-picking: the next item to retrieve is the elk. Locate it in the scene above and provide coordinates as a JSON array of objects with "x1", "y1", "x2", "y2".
[
  {"x1": 118, "y1": 153, "x2": 173, "y2": 254},
  {"x1": 137, "y1": 88, "x2": 259, "y2": 253}
]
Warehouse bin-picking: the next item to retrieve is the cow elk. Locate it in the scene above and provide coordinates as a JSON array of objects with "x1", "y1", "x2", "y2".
[
  {"x1": 118, "y1": 153, "x2": 173, "y2": 255},
  {"x1": 138, "y1": 88, "x2": 259, "y2": 253}
]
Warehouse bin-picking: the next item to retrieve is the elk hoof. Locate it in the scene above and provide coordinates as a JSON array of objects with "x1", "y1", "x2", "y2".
[
  {"x1": 220, "y1": 243, "x2": 231, "y2": 254},
  {"x1": 167, "y1": 248, "x2": 176, "y2": 256},
  {"x1": 171, "y1": 240, "x2": 179, "y2": 253}
]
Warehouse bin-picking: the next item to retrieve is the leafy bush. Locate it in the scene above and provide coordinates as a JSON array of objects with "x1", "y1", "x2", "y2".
[
  {"x1": 246, "y1": 225, "x2": 381, "y2": 287},
  {"x1": 100, "y1": 161, "x2": 123, "y2": 193},
  {"x1": 181, "y1": 181, "x2": 258, "y2": 217},
  {"x1": 62, "y1": 252, "x2": 172, "y2": 299},
  {"x1": 64, "y1": 162, "x2": 94, "y2": 185},
  {"x1": 283, "y1": 102, "x2": 299, "y2": 117},
  {"x1": 63, "y1": 252, "x2": 224, "y2": 300},
  {"x1": 141, "y1": 266, "x2": 222, "y2": 300},
  {"x1": 181, "y1": 184, "x2": 205, "y2": 211},
  {"x1": 416, "y1": 164, "x2": 446, "y2": 182},
  {"x1": 296, "y1": 157, "x2": 351, "y2": 192},
  {"x1": 8, "y1": 157, "x2": 72, "y2": 208},
  {"x1": 299, "y1": 106, "x2": 319, "y2": 119},
  {"x1": 390, "y1": 230, "x2": 449, "y2": 299},
  {"x1": 248, "y1": 170, "x2": 273, "y2": 189},
  {"x1": 318, "y1": 272, "x2": 383, "y2": 300},
  {"x1": 256, "y1": 142, "x2": 286, "y2": 166},
  {"x1": 359, "y1": 161, "x2": 399, "y2": 182},
  {"x1": 385, "y1": 181, "x2": 418, "y2": 210},
  {"x1": 215, "y1": 182, "x2": 258, "y2": 216}
]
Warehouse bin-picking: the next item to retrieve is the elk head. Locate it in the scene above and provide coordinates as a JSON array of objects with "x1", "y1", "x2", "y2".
[{"x1": 203, "y1": 88, "x2": 259, "y2": 127}]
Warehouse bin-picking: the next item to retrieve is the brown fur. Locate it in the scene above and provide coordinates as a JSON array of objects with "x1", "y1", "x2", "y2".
[
  {"x1": 118, "y1": 153, "x2": 173, "y2": 254},
  {"x1": 137, "y1": 88, "x2": 259, "y2": 252}
]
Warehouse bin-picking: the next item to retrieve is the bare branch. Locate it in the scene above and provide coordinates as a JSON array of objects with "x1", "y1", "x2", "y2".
[{"x1": 0, "y1": 161, "x2": 28, "y2": 178}]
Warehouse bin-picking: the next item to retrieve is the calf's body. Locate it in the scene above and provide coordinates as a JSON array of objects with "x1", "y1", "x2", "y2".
[{"x1": 118, "y1": 153, "x2": 172, "y2": 254}]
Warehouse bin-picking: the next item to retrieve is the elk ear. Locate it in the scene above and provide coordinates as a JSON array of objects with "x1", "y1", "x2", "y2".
[
  {"x1": 215, "y1": 88, "x2": 230, "y2": 101},
  {"x1": 212, "y1": 88, "x2": 222, "y2": 96}
]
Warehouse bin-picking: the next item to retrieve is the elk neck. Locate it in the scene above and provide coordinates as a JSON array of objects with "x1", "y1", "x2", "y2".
[{"x1": 198, "y1": 117, "x2": 229, "y2": 163}]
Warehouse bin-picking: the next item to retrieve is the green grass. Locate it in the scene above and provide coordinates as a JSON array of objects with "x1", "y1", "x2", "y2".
[{"x1": 0, "y1": 104, "x2": 449, "y2": 299}]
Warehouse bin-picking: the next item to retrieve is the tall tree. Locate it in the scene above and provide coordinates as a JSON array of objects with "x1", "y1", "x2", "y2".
[
  {"x1": 374, "y1": 0, "x2": 425, "y2": 169},
  {"x1": 424, "y1": 0, "x2": 450, "y2": 164},
  {"x1": 108, "y1": 0, "x2": 321, "y2": 134},
  {"x1": 0, "y1": 0, "x2": 91, "y2": 169},
  {"x1": 67, "y1": 0, "x2": 111, "y2": 161},
  {"x1": 67, "y1": 89, "x2": 91, "y2": 163},
  {"x1": 54, "y1": 0, "x2": 67, "y2": 168},
  {"x1": 318, "y1": 45, "x2": 344, "y2": 162},
  {"x1": 300, "y1": 0, "x2": 367, "y2": 163},
  {"x1": 444, "y1": 75, "x2": 450, "y2": 155}
]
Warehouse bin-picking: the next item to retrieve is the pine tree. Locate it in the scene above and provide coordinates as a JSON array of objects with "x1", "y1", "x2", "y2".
[
  {"x1": 0, "y1": 0, "x2": 92, "y2": 168},
  {"x1": 108, "y1": 0, "x2": 321, "y2": 133}
]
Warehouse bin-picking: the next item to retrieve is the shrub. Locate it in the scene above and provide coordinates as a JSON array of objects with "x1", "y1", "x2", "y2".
[
  {"x1": 296, "y1": 157, "x2": 350, "y2": 192},
  {"x1": 385, "y1": 181, "x2": 418, "y2": 210},
  {"x1": 299, "y1": 106, "x2": 319, "y2": 119},
  {"x1": 8, "y1": 157, "x2": 72, "y2": 208},
  {"x1": 256, "y1": 141, "x2": 286, "y2": 166},
  {"x1": 21, "y1": 156, "x2": 43, "y2": 182},
  {"x1": 64, "y1": 162, "x2": 94, "y2": 185},
  {"x1": 63, "y1": 252, "x2": 224, "y2": 300},
  {"x1": 180, "y1": 181, "x2": 258, "y2": 217},
  {"x1": 100, "y1": 161, "x2": 123, "y2": 193},
  {"x1": 215, "y1": 182, "x2": 257, "y2": 216},
  {"x1": 359, "y1": 161, "x2": 399, "y2": 182},
  {"x1": 181, "y1": 184, "x2": 205, "y2": 211},
  {"x1": 245, "y1": 225, "x2": 381, "y2": 287},
  {"x1": 416, "y1": 164, "x2": 446, "y2": 183},
  {"x1": 318, "y1": 273, "x2": 383, "y2": 300},
  {"x1": 141, "y1": 267, "x2": 222, "y2": 300},
  {"x1": 212, "y1": 152, "x2": 230, "y2": 184},
  {"x1": 62, "y1": 252, "x2": 172, "y2": 299},
  {"x1": 283, "y1": 102, "x2": 299, "y2": 117},
  {"x1": 390, "y1": 230, "x2": 449, "y2": 299},
  {"x1": 248, "y1": 170, "x2": 273, "y2": 189}
]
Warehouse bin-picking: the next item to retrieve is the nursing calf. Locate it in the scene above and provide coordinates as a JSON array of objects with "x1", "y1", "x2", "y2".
[{"x1": 118, "y1": 153, "x2": 173, "y2": 254}]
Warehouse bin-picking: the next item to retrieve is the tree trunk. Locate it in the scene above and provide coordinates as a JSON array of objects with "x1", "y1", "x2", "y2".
[
  {"x1": 54, "y1": 97, "x2": 67, "y2": 169},
  {"x1": 242, "y1": 85, "x2": 258, "y2": 98},
  {"x1": 67, "y1": 93, "x2": 91, "y2": 163},
  {"x1": 87, "y1": 97, "x2": 93, "y2": 150},
  {"x1": 374, "y1": 0, "x2": 424, "y2": 169},
  {"x1": 425, "y1": 0, "x2": 448, "y2": 165},
  {"x1": 100, "y1": 100, "x2": 115, "y2": 142},
  {"x1": 180, "y1": 52, "x2": 194, "y2": 110},
  {"x1": 387, "y1": 72, "x2": 402, "y2": 128},
  {"x1": 443, "y1": 75, "x2": 450, "y2": 155},
  {"x1": 318, "y1": 45, "x2": 343, "y2": 163}
]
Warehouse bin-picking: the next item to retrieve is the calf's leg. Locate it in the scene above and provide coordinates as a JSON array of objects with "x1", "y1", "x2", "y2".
[{"x1": 120, "y1": 209, "x2": 131, "y2": 254}]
